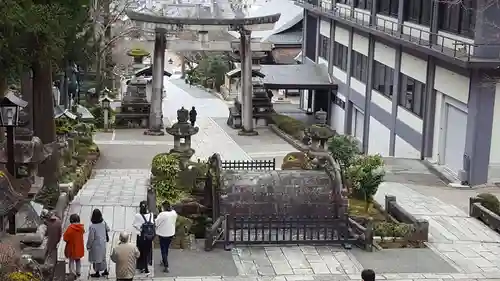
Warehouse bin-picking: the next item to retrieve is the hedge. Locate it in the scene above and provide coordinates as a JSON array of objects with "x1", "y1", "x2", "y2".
[{"x1": 270, "y1": 114, "x2": 306, "y2": 139}]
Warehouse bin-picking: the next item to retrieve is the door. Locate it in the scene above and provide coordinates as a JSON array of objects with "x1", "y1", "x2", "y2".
[{"x1": 443, "y1": 104, "x2": 467, "y2": 176}]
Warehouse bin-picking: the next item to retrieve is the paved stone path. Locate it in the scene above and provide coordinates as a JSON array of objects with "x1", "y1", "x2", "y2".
[
  {"x1": 375, "y1": 181, "x2": 500, "y2": 274},
  {"x1": 163, "y1": 78, "x2": 296, "y2": 162},
  {"x1": 58, "y1": 169, "x2": 151, "y2": 279}
]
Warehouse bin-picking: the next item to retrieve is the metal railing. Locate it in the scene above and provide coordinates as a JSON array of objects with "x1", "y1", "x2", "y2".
[
  {"x1": 295, "y1": 0, "x2": 475, "y2": 61},
  {"x1": 221, "y1": 159, "x2": 276, "y2": 171}
]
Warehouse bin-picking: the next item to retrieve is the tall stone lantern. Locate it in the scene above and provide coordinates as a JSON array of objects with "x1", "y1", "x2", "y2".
[{"x1": 165, "y1": 107, "x2": 199, "y2": 167}]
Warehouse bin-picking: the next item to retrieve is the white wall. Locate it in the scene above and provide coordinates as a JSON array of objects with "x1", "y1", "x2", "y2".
[
  {"x1": 331, "y1": 92, "x2": 346, "y2": 134},
  {"x1": 395, "y1": 136, "x2": 420, "y2": 158},
  {"x1": 351, "y1": 78, "x2": 366, "y2": 96},
  {"x1": 320, "y1": 20, "x2": 330, "y2": 37},
  {"x1": 335, "y1": 26, "x2": 350, "y2": 46},
  {"x1": 402, "y1": 21, "x2": 430, "y2": 41},
  {"x1": 432, "y1": 91, "x2": 444, "y2": 162},
  {"x1": 490, "y1": 83, "x2": 500, "y2": 163},
  {"x1": 400, "y1": 53, "x2": 427, "y2": 83},
  {"x1": 376, "y1": 14, "x2": 397, "y2": 32},
  {"x1": 374, "y1": 42, "x2": 396, "y2": 68},
  {"x1": 369, "y1": 91, "x2": 392, "y2": 156},
  {"x1": 434, "y1": 66, "x2": 469, "y2": 104},
  {"x1": 318, "y1": 57, "x2": 328, "y2": 67},
  {"x1": 352, "y1": 33, "x2": 369, "y2": 56},
  {"x1": 333, "y1": 67, "x2": 347, "y2": 84}
]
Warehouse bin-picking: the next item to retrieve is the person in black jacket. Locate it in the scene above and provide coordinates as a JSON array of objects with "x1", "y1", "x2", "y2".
[{"x1": 189, "y1": 107, "x2": 197, "y2": 126}]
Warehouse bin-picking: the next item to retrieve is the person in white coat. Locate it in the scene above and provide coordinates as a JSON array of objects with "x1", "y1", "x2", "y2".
[{"x1": 155, "y1": 201, "x2": 177, "y2": 273}]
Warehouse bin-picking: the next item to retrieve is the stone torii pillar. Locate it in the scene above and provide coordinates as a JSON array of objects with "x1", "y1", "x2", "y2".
[
  {"x1": 238, "y1": 29, "x2": 258, "y2": 136},
  {"x1": 145, "y1": 30, "x2": 166, "y2": 136}
]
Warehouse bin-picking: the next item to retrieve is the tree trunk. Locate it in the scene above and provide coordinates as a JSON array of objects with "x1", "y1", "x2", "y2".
[{"x1": 32, "y1": 60, "x2": 60, "y2": 208}]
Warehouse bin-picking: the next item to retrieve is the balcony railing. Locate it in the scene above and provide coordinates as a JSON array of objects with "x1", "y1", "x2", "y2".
[{"x1": 296, "y1": 0, "x2": 476, "y2": 61}]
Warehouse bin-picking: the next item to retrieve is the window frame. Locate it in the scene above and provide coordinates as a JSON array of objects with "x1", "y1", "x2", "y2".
[
  {"x1": 372, "y1": 61, "x2": 394, "y2": 99},
  {"x1": 319, "y1": 35, "x2": 330, "y2": 60},
  {"x1": 398, "y1": 74, "x2": 426, "y2": 117},
  {"x1": 438, "y1": 0, "x2": 475, "y2": 37}
]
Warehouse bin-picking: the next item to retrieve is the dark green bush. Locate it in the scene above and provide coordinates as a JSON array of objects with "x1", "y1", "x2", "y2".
[
  {"x1": 477, "y1": 193, "x2": 500, "y2": 214},
  {"x1": 270, "y1": 114, "x2": 306, "y2": 138}
]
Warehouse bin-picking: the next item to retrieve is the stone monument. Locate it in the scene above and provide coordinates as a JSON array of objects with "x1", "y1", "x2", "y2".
[
  {"x1": 165, "y1": 107, "x2": 199, "y2": 167},
  {"x1": 115, "y1": 77, "x2": 151, "y2": 128}
]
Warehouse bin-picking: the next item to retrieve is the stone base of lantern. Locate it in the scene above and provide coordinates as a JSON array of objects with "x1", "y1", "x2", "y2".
[
  {"x1": 238, "y1": 129, "x2": 259, "y2": 136},
  {"x1": 144, "y1": 129, "x2": 165, "y2": 136}
]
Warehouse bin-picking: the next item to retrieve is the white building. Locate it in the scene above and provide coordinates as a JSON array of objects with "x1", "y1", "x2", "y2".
[{"x1": 295, "y1": 0, "x2": 500, "y2": 186}]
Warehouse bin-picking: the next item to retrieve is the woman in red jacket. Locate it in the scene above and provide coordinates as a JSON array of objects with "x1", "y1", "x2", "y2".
[{"x1": 64, "y1": 214, "x2": 85, "y2": 277}]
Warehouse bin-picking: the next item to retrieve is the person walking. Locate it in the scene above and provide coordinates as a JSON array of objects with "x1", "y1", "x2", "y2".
[
  {"x1": 189, "y1": 106, "x2": 197, "y2": 126},
  {"x1": 87, "y1": 209, "x2": 110, "y2": 278},
  {"x1": 42, "y1": 210, "x2": 62, "y2": 265},
  {"x1": 155, "y1": 201, "x2": 178, "y2": 273},
  {"x1": 110, "y1": 231, "x2": 140, "y2": 281},
  {"x1": 133, "y1": 201, "x2": 155, "y2": 275},
  {"x1": 63, "y1": 214, "x2": 85, "y2": 277}
]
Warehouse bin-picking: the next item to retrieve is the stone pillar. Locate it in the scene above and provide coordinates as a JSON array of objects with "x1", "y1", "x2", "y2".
[
  {"x1": 145, "y1": 31, "x2": 166, "y2": 136},
  {"x1": 239, "y1": 29, "x2": 258, "y2": 136},
  {"x1": 463, "y1": 70, "x2": 496, "y2": 186}
]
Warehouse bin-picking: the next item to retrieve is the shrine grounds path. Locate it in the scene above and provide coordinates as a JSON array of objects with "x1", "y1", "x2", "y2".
[{"x1": 58, "y1": 77, "x2": 500, "y2": 280}]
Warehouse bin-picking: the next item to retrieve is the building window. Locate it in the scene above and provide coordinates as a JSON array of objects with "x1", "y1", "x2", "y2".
[
  {"x1": 338, "y1": 0, "x2": 353, "y2": 5},
  {"x1": 332, "y1": 42, "x2": 348, "y2": 71},
  {"x1": 372, "y1": 61, "x2": 394, "y2": 98},
  {"x1": 319, "y1": 35, "x2": 330, "y2": 60},
  {"x1": 351, "y1": 50, "x2": 368, "y2": 83},
  {"x1": 377, "y1": 0, "x2": 398, "y2": 17},
  {"x1": 354, "y1": 0, "x2": 372, "y2": 10},
  {"x1": 399, "y1": 74, "x2": 426, "y2": 117},
  {"x1": 438, "y1": 0, "x2": 475, "y2": 37},
  {"x1": 352, "y1": 106, "x2": 364, "y2": 144},
  {"x1": 404, "y1": 0, "x2": 431, "y2": 25}
]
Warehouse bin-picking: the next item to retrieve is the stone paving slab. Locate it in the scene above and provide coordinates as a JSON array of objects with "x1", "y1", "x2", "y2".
[
  {"x1": 59, "y1": 169, "x2": 153, "y2": 278},
  {"x1": 163, "y1": 79, "x2": 251, "y2": 161},
  {"x1": 87, "y1": 273, "x2": 500, "y2": 281},
  {"x1": 232, "y1": 246, "x2": 362, "y2": 276},
  {"x1": 375, "y1": 182, "x2": 500, "y2": 273}
]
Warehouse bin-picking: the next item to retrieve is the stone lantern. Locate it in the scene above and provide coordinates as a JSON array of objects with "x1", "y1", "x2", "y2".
[
  {"x1": 165, "y1": 107, "x2": 199, "y2": 168},
  {"x1": 308, "y1": 109, "x2": 335, "y2": 150}
]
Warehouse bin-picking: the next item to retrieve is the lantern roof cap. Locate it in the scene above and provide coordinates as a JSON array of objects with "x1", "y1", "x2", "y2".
[{"x1": 1, "y1": 91, "x2": 28, "y2": 108}]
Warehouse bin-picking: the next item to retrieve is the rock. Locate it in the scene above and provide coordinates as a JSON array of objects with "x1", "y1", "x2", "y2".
[{"x1": 173, "y1": 200, "x2": 207, "y2": 217}]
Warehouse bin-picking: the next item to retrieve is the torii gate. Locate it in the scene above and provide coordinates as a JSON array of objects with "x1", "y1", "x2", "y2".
[{"x1": 127, "y1": 8, "x2": 280, "y2": 136}]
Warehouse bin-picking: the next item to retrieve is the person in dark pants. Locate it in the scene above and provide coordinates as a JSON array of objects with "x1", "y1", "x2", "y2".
[
  {"x1": 189, "y1": 106, "x2": 197, "y2": 126},
  {"x1": 132, "y1": 201, "x2": 154, "y2": 275},
  {"x1": 155, "y1": 201, "x2": 178, "y2": 273}
]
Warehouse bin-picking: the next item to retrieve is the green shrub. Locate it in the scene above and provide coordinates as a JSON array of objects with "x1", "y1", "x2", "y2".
[
  {"x1": 374, "y1": 222, "x2": 414, "y2": 242},
  {"x1": 151, "y1": 153, "x2": 183, "y2": 202},
  {"x1": 347, "y1": 154, "x2": 385, "y2": 211},
  {"x1": 477, "y1": 193, "x2": 500, "y2": 213},
  {"x1": 151, "y1": 153, "x2": 180, "y2": 177},
  {"x1": 270, "y1": 114, "x2": 306, "y2": 138}
]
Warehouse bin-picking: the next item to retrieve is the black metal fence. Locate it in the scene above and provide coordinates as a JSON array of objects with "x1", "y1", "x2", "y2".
[
  {"x1": 221, "y1": 159, "x2": 276, "y2": 171},
  {"x1": 205, "y1": 214, "x2": 371, "y2": 251}
]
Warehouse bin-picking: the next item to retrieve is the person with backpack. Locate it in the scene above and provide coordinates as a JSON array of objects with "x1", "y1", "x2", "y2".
[{"x1": 133, "y1": 201, "x2": 155, "y2": 275}]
